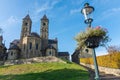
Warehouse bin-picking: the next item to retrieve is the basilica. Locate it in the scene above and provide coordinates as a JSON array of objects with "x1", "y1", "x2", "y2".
[{"x1": 2, "y1": 14, "x2": 69, "y2": 60}]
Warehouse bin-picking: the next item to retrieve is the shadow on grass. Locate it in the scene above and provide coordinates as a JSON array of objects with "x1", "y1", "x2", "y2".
[
  {"x1": 0, "y1": 65, "x2": 11, "y2": 68},
  {"x1": 0, "y1": 68, "x2": 89, "y2": 80}
]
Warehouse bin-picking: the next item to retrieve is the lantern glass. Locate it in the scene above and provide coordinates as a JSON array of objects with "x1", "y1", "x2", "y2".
[{"x1": 81, "y1": 3, "x2": 94, "y2": 20}]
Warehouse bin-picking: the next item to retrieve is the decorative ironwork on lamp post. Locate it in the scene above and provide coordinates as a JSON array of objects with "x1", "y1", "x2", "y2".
[{"x1": 81, "y1": 3, "x2": 100, "y2": 80}]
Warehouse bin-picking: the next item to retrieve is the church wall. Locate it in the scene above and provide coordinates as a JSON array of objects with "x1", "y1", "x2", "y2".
[
  {"x1": 21, "y1": 37, "x2": 28, "y2": 58},
  {"x1": 8, "y1": 50, "x2": 19, "y2": 60},
  {"x1": 46, "y1": 49, "x2": 56, "y2": 56},
  {"x1": 51, "y1": 43, "x2": 58, "y2": 56},
  {"x1": 22, "y1": 36, "x2": 41, "y2": 58}
]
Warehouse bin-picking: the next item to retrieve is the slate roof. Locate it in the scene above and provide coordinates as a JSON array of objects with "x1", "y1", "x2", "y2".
[
  {"x1": 41, "y1": 14, "x2": 48, "y2": 20},
  {"x1": 28, "y1": 32, "x2": 40, "y2": 38},
  {"x1": 12, "y1": 39, "x2": 20, "y2": 45},
  {"x1": 23, "y1": 14, "x2": 31, "y2": 20},
  {"x1": 45, "y1": 45, "x2": 56, "y2": 50},
  {"x1": 58, "y1": 52, "x2": 69, "y2": 56},
  {"x1": 9, "y1": 45, "x2": 20, "y2": 51},
  {"x1": 48, "y1": 39, "x2": 57, "y2": 44}
]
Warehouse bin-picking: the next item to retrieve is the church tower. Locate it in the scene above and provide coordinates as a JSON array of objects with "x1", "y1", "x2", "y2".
[
  {"x1": 40, "y1": 14, "x2": 49, "y2": 39},
  {"x1": 20, "y1": 14, "x2": 32, "y2": 44},
  {"x1": 40, "y1": 14, "x2": 49, "y2": 56}
]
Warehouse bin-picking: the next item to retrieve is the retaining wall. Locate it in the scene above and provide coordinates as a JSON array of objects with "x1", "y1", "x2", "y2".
[{"x1": 81, "y1": 63, "x2": 120, "y2": 76}]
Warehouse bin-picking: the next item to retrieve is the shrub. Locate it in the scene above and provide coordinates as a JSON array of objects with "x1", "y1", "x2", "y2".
[{"x1": 80, "y1": 52, "x2": 120, "y2": 69}]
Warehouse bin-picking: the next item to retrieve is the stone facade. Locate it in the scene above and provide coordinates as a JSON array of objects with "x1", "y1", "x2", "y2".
[
  {"x1": 72, "y1": 47, "x2": 92, "y2": 64},
  {"x1": 7, "y1": 14, "x2": 69, "y2": 60},
  {"x1": 4, "y1": 56, "x2": 66, "y2": 65},
  {"x1": 71, "y1": 49, "x2": 80, "y2": 64}
]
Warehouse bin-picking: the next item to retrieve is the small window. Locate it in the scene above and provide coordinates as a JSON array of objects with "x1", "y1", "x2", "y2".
[
  {"x1": 24, "y1": 44, "x2": 25, "y2": 51},
  {"x1": 43, "y1": 22, "x2": 46, "y2": 26},
  {"x1": 11, "y1": 52, "x2": 13, "y2": 56},
  {"x1": 85, "y1": 49, "x2": 89, "y2": 53},
  {"x1": 49, "y1": 51, "x2": 52, "y2": 56},
  {"x1": 29, "y1": 42, "x2": 32, "y2": 50},
  {"x1": 36, "y1": 43, "x2": 38, "y2": 50},
  {"x1": 24, "y1": 22, "x2": 28, "y2": 26}
]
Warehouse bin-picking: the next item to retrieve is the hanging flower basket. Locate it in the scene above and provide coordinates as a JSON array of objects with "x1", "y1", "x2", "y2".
[
  {"x1": 75, "y1": 26, "x2": 110, "y2": 48},
  {"x1": 85, "y1": 36, "x2": 102, "y2": 48}
]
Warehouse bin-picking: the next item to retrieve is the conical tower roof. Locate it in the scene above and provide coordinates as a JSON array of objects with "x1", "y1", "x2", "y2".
[
  {"x1": 41, "y1": 14, "x2": 48, "y2": 20},
  {"x1": 23, "y1": 14, "x2": 32, "y2": 21}
]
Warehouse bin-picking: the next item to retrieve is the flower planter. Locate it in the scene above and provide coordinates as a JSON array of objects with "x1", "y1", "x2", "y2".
[
  {"x1": 75, "y1": 26, "x2": 109, "y2": 49},
  {"x1": 85, "y1": 36, "x2": 102, "y2": 48}
]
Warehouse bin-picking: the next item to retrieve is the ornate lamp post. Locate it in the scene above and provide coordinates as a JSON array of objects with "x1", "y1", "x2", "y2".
[
  {"x1": 81, "y1": 3, "x2": 94, "y2": 28},
  {"x1": 81, "y1": 3, "x2": 100, "y2": 80}
]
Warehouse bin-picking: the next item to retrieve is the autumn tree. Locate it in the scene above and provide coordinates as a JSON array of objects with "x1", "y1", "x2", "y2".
[{"x1": 107, "y1": 45, "x2": 120, "y2": 54}]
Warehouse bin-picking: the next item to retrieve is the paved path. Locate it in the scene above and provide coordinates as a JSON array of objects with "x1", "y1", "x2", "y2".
[{"x1": 80, "y1": 64, "x2": 120, "y2": 80}]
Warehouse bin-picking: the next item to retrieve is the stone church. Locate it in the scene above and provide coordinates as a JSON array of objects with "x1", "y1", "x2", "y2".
[{"x1": 7, "y1": 14, "x2": 69, "y2": 60}]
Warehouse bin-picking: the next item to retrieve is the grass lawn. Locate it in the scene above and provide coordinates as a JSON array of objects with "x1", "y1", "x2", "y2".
[{"x1": 0, "y1": 62, "x2": 89, "y2": 80}]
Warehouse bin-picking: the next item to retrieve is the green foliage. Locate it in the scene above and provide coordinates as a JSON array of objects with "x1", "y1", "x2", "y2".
[
  {"x1": 0, "y1": 62, "x2": 89, "y2": 80},
  {"x1": 80, "y1": 52, "x2": 120, "y2": 69},
  {"x1": 75, "y1": 26, "x2": 110, "y2": 48}
]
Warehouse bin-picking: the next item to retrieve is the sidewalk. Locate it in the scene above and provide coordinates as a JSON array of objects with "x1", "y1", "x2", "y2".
[{"x1": 80, "y1": 64, "x2": 120, "y2": 80}]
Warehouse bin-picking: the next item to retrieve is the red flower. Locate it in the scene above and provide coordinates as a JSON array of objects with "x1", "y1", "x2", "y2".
[{"x1": 95, "y1": 26, "x2": 101, "y2": 29}]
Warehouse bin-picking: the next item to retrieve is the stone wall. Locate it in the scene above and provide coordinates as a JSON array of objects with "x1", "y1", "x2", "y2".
[
  {"x1": 80, "y1": 63, "x2": 120, "y2": 76},
  {"x1": 4, "y1": 56, "x2": 66, "y2": 65},
  {"x1": 0, "y1": 61, "x2": 4, "y2": 65}
]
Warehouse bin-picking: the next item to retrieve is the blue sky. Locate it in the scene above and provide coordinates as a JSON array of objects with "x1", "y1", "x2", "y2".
[{"x1": 0, "y1": 0, "x2": 120, "y2": 56}]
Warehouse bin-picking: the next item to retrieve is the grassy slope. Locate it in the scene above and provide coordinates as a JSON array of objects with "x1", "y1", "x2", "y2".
[{"x1": 0, "y1": 62, "x2": 89, "y2": 80}]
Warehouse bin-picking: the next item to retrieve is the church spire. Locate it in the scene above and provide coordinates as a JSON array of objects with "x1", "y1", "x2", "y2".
[
  {"x1": 23, "y1": 14, "x2": 31, "y2": 21},
  {"x1": 41, "y1": 14, "x2": 48, "y2": 20}
]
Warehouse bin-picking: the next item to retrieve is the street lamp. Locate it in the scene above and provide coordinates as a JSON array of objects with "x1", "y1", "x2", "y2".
[
  {"x1": 81, "y1": 3, "x2": 94, "y2": 28},
  {"x1": 81, "y1": 3, "x2": 100, "y2": 80}
]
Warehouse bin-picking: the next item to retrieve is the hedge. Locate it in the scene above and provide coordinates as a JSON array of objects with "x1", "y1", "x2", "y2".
[{"x1": 80, "y1": 52, "x2": 120, "y2": 69}]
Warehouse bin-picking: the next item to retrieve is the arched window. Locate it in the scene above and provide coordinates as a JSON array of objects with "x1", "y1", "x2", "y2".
[
  {"x1": 24, "y1": 22, "x2": 28, "y2": 26},
  {"x1": 11, "y1": 52, "x2": 13, "y2": 56},
  {"x1": 49, "y1": 51, "x2": 52, "y2": 56},
  {"x1": 24, "y1": 44, "x2": 25, "y2": 51},
  {"x1": 29, "y1": 42, "x2": 32, "y2": 50},
  {"x1": 36, "y1": 43, "x2": 38, "y2": 50}
]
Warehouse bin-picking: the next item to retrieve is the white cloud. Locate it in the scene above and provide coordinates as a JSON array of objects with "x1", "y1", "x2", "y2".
[
  {"x1": 71, "y1": 0, "x2": 83, "y2": 5},
  {"x1": 92, "y1": 0, "x2": 110, "y2": 5},
  {"x1": 112, "y1": 8, "x2": 120, "y2": 12},
  {"x1": 35, "y1": 0, "x2": 60, "y2": 14},
  {"x1": 52, "y1": 28, "x2": 69, "y2": 37},
  {"x1": 102, "y1": 8, "x2": 120, "y2": 17},
  {"x1": 51, "y1": 26, "x2": 74, "y2": 37},
  {"x1": 70, "y1": 8, "x2": 81, "y2": 14},
  {"x1": 0, "y1": 16, "x2": 20, "y2": 31},
  {"x1": 7, "y1": 16, "x2": 19, "y2": 25},
  {"x1": 35, "y1": 2, "x2": 50, "y2": 14},
  {"x1": 51, "y1": 0, "x2": 60, "y2": 6},
  {"x1": 95, "y1": 7, "x2": 120, "y2": 22},
  {"x1": 32, "y1": 0, "x2": 61, "y2": 22}
]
